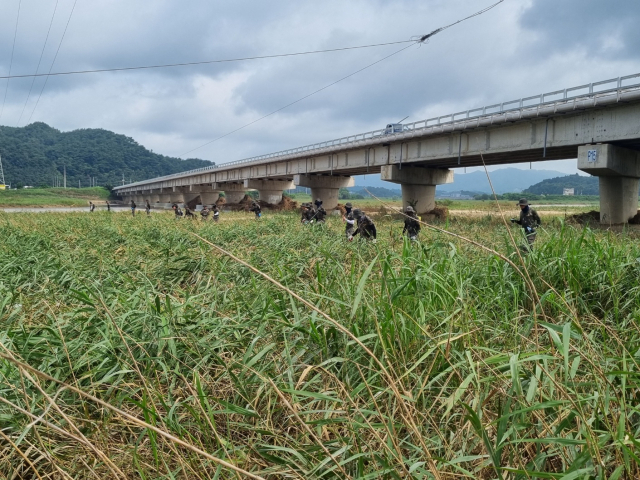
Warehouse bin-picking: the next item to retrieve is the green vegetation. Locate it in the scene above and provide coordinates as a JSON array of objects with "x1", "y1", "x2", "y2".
[
  {"x1": 0, "y1": 187, "x2": 111, "y2": 207},
  {"x1": 0, "y1": 122, "x2": 213, "y2": 187},
  {"x1": 339, "y1": 187, "x2": 365, "y2": 200},
  {"x1": 1, "y1": 210, "x2": 639, "y2": 478},
  {"x1": 350, "y1": 186, "x2": 401, "y2": 198},
  {"x1": 474, "y1": 192, "x2": 600, "y2": 204},
  {"x1": 524, "y1": 174, "x2": 599, "y2": 195}
]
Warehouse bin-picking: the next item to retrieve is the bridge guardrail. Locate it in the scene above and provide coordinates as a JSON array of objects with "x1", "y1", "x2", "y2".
[{"x1": 115, "y1": 72, "x2": 640, "y2": 190}]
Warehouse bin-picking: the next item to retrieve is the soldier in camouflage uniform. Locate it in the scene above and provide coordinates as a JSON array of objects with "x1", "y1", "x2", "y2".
[
  {"x1": 212, "y1": 204, "x2": 220, "y2": 222},
  {"x1": 343, "y1": 203, "x2": 355, "y2": 239},
  {"x1": 511, "y1": 198, "x2": 541, "y2": 250},
  {"x1": 313, "y1": 198, "x2": 327, "y2": 224},
  {"x1": 250, "y1": 201, "x2": 262, "y2": 219},
  {"x1": 300, "y1": 203, "x2": 310, "y2": 223},
  {"x1": 200, "y1": 205, "x2": 211, "y2": 221},
  {"x1": 350, "y1": 209, "x2": 377, "y2": 242},
  {"x1": 402, "y1": 206, "x2": 421, "y2": 241}
]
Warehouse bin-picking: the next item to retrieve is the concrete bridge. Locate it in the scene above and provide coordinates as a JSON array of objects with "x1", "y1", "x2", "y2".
[{"x1": 114, "y1": 73, "x2": 640, "y2": 223}]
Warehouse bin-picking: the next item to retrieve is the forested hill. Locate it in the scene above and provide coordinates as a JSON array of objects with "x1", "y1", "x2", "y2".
[
  {"x1": 0, "y1": 122, "x2": 213, "y2": 188},
  {"x1": 523, "y1": 174, "x2": 599, "y2": 195}
]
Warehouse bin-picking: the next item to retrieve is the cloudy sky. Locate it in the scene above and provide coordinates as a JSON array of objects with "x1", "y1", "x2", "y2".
[{"x1": 0, "y1": 0, "x2": 639, "y2": 179}]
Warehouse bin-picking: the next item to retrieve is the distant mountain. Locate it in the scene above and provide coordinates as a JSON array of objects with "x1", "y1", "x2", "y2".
[
  {"x1": 437, "y1": 168, "x2": 571, "y2": 194},
  {"x1": 524, "y1": 174, "x2": 599, "y2": 195},
  {"x1": 351, "y1": 168, "x2": 569, "y2": 194},
  {"x1": 0, "y1": 122, "x2": 213, "y2": 187}
]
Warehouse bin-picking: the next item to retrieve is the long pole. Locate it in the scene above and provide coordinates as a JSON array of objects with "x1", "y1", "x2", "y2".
[{"x1": 0, "y1": 153, "x2": 5, "y2": 185}]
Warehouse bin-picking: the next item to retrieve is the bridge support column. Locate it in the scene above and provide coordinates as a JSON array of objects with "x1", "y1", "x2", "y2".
[
  {"x1": 294, "y1": 175, "x2": 354, "y2": 210},
  {"x1": 200, "y1": 192, "x2": 220, "y2": 205},
  {"x1": 173, "y1": 186, "x2": 201, "y2": 207},
  {"x1": 192, "y1": 185, "x2": 221, "y2": 205},
  {"x1": 244, "y1": 179, "x2": 295, "y2": 205},
  {"x1": 578, "y1": 144, "x2": 640, "y2": 224},
  {"x1": 170, "y1": 187, "x2": 185, "y2": 205},
  {"x1": 158, "y1": 191, "x2": 172, "y2": 204},
  {"x1": 216, "y1": 183, "x2": 248, "y2": 204},
  {"x1": 381, "y1": 165, "x2": 454, "y2": 215},
  {"x1": 149, "y1": 192, "x2": 161, "y2": 203}
]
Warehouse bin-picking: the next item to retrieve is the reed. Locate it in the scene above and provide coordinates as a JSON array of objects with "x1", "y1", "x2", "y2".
[{"x1": 0, "y1": 210, "x2": 638, "y2": 478}]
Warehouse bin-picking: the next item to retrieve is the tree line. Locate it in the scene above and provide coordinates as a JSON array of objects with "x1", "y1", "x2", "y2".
[{"x1": 0, "y1": 122, "x2": 213, "y2": 188}]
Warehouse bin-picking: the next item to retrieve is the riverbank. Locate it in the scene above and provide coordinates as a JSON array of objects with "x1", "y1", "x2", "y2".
[{"x1": 0, "y1": 187, "x2": 111, "y2": 207}]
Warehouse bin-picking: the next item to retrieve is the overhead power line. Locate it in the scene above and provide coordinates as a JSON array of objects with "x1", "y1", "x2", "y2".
[
  {"x1": 414, "y1": 0, "x2": 504, "y2": 43},
  {"x1": 27, "y1": 0, "x2": 79, "y2": 124},
  {"x1": 182, "y1": 43, "x2": 416, "y2": 156},
  {"x1": 0, "y1": 40, "x2": 415, "y2": 81},
  {"x1": 17, "y1": 0, "x2": 60, "y2": 126},
  {"x1": 183, "y1": 0, "x2": 505, "y2": 156},
  {"x1": 0, "y1": 0, "x2": 22, "y2": 122}
]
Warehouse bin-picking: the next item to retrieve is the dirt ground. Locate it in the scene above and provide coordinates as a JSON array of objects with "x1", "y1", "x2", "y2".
[{"x1": 223, "y1": 195, "x2": 299, "y2": 212}]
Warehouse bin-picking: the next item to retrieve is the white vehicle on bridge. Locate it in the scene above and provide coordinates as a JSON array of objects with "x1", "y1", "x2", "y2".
[{"x1": 383, "y1": 123, "x2": 405, "y2": 135}]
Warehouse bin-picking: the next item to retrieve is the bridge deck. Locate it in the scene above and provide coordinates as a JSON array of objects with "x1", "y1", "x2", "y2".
[{"x1": 114, "y1": 73, "x2": 640, "y2": 194}]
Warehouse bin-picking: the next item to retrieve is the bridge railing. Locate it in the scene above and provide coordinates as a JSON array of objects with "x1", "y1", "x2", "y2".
[{"x1": 115, "y1": 73, "x2": 640, "y2": 190}]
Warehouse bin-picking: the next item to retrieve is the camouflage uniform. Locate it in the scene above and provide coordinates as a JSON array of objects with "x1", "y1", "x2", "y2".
[
  {"x1": 303, "y1": 203, "x2": 316, "y2": 223},
  {"x1": 200, "y1": 206, "x2": 210, "y2": 221},
  {"x1": 402, "y1": 206, "x2": 420, "y2": 240},
  {"x1": 314, "y1": 199, "x2": 327, "y2": 224},
  {"x1": 351, "y1": 209, "x2": 377, "y2": 241},
  {"x1": 512, "y1": 199, "x2": 541, "y2": 248},
  {"x1": 250, "y1": 202, "x2": 262, "y2": 218},
  {"x1": 212, "y1": 205, "x2": 220, "y2": 222},
  {"x1": 344, "y1": 211, "x2": 356, "y2": 238},
  {"x1": 172, "y1": 204, "x2": 183, "y2": 218}
]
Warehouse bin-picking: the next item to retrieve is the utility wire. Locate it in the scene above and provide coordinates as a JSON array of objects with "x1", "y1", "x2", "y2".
[
  {"x1": 182, "y1": 43, "x2": 416, "y2": 156},
  {"x1": 0, "y1": 0, "x2": 22, "y2": 122},
  {"x1": 17, "y1": 0, "x2": 60, "y2": 126},
  {"x1": 27, "y1": 0, "x2": 78, "y2": 124},
  {"x1": 0, "y1": 40, "x2": 415, "y2": 80},
  {"x1": 183, "y1": 0, "x2": 505, "y2": 156},
  {"x1": 413, "y1": 0, "x2": 504, "y2": 43}
]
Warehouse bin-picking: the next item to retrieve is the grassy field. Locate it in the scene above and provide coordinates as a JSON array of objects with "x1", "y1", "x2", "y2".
[
  {"x1": 1, "y1": 209, "x2": 639, "y2": 478},
  {"x1": 289, "y1": 194, "x2": 598, "y2": 213},
  {"x1": 0, "y1": 187, "x2": 110, "y2": 207}
]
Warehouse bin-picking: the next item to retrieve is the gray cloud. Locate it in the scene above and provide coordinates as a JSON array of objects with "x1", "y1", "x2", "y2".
[
  {"x1": 519, "y1": 0, "x2": 640, "y2": 60},
  {"x1": 0, "y1": 0, "x2": 638, "y2": 175}
]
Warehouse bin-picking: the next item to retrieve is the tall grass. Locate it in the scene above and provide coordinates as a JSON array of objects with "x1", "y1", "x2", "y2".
[{"x1": 0, "y1": 210, "x2": 639, "y2": 478}]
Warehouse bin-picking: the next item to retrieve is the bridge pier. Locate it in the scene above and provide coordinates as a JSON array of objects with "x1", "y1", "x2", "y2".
[
  {"x1": 294, "y1": 175, "x2": 354, "y2": 210},
  {"x1": 178, "y1": 186, "x2": 202, "y2": 207},
  {"x1": 158, "y1": 191, "x2": 172, "y2": 204},
  {"x1": 216, "y1": 183, "x2": 247, "y2": 204},
  {"x1": 381, "y1": 165, "x2": 454, "y2": 215},
  {"x1": 244, "y1": 179, "x2": 295, "y2": 204},
  {"x1": 196, "y1": 185, "x2": 221, "y2": 205},
  {"x1": 578, "y1": 144, "x2": 640, "y2": 224},
  {"x1": 170, "y1": 187, "x2": 185, "y2": 205}
]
